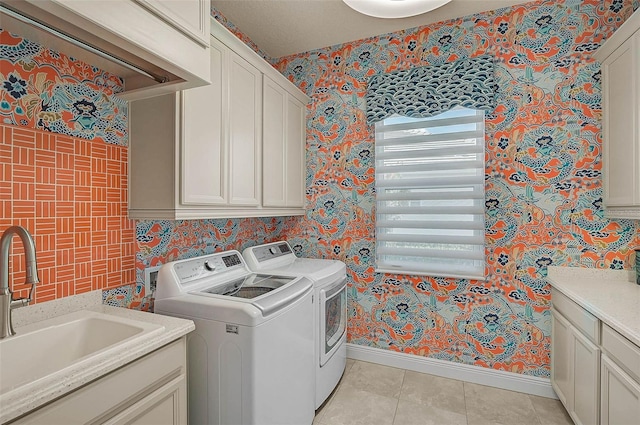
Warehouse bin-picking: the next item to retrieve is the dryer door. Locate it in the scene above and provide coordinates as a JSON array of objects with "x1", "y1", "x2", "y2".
[{"x1": 320, "y1": 277, "x2": 347, "y2": 366}]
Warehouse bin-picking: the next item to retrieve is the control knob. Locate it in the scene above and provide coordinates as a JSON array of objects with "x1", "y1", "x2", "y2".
[{"x1": 204, "y1": 260, "x2": 216, "y2": 271}]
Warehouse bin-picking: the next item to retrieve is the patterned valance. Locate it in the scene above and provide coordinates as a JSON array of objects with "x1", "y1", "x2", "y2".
[{"x1": 366, "y1": 55, "x2": 496, "y2": 124}]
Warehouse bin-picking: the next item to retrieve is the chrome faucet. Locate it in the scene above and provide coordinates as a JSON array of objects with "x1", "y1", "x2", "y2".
[{"x1": 1, "y1": 226, "x2": 40, "y2": 338}]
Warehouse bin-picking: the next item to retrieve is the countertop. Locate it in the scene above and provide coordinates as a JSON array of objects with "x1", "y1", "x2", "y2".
[
  {"x1": 0, "y1": 291, "x2": 194, "y2": 423},
  {"x1": 547, "y1": 266, "x2": 640, "y2": 347}
]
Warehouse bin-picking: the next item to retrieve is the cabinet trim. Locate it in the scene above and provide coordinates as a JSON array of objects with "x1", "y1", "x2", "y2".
[
  {"x1": 209, "y1": 17, "x2": 310, "y2": 105},
  {"x1": 128, "y1": 207, "x2": 305, "y2": 220}
]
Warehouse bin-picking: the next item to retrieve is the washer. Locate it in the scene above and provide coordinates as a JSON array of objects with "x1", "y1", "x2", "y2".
[
  {"x1": 243, "y1": 241, "x2": 347, "y2": 409},
  {"x1": 154, "y1": 250, "x2": 315, "y2": 425}
]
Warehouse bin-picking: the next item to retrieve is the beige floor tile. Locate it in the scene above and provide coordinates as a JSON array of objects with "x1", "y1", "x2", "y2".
[
  {"x1": 393, "y1": 398, "x2": 468, "y2": 425},
  {"x1": 529, "y1": 395, "x2": 573, "y2": 425},
  {"x1": 400, "y1": 371, "x2": 467, "y2": 416},
  {"x1": 464, "y1": 383, "x2": 540, "y2": 425},
  {"x1": 339, "y1": 360, "x2": 405, "y2": 398},
  {"x1": 318, "y1": 385, "x2": 398, "y2": 425}
]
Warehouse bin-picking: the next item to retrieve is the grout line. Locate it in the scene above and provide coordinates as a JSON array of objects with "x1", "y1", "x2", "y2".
[
  {"x1": 527, "y1": 394, "x2": 544, "y2": 425},
  {"x1": 462, "y1": 381, "x2": 470, "y2": 425},
  {"x1": 391, "y1": 368, "x2": 406, "y2": 425}
]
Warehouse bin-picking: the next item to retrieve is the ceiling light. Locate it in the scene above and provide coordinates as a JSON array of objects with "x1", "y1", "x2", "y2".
[{"x1": 342, "y1": 0, "x2": 453, "y2": 19}]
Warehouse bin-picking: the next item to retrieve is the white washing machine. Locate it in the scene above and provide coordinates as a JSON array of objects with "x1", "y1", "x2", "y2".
[
  {"x1": 154, "y1": 250, "x2": 315, "y2": 425},
  {"x1": 242, "y1": 241, "x2": 347, "y2": 409}
]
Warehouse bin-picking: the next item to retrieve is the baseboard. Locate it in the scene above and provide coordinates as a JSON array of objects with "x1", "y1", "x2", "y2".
[{"x1": 346, "y1": 343, "x2": 558, "y2": 399}]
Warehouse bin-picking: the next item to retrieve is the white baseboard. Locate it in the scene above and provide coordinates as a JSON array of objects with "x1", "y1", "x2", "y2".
[{"x1": 347, "y1": 343, "x2": 557, "y2": 399}]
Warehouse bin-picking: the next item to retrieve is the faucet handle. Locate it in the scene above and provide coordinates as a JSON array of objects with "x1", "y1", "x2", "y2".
[
  {"x1": 10, "y1": 297, "x2": 30, "y2": 308},
  {"x1": 11, "y1": 280, "x2": 35, "y2": 309}
]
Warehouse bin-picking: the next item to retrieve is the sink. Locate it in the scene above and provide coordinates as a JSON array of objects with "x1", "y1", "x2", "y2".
[{"x1": 0, "y1": 310, "x2": 164, "y2": 395}]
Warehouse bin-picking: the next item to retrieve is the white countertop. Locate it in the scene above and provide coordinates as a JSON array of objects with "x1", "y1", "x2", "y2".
[
  {"x1": 0, "y1": 291, "x2": 194, "y2": 423},
  {"x1": 547, "y1": 266, "x2": 640, "y2": 347}
]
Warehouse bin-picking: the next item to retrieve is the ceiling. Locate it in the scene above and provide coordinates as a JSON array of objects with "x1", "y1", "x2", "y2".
[{"x1": 210, "y1": 0, "x2": 532, "y2": 58}]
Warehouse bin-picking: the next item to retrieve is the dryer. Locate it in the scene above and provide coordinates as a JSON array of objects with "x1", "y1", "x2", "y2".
[
  {"x1": 154, "y1": 250, "x2": 315, "y2": 425},
  {"x1": 243, "y1": 241, "x2": 347, "y2": 408}
]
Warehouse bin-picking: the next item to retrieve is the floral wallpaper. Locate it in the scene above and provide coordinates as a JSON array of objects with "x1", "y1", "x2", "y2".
[
  {"x1": 273, "y1": 0, "x2": 640, "y2": 376},
  {"x1": 1, "y1": 30, "x2": 127, "y2": 146}
]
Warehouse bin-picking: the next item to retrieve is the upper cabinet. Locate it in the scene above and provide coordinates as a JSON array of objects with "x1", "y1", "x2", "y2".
[
  {"x1": 595, "y1": 9, "x2": 640, "y2": 219},
  {"x1": 2, "y1": 0, "x2": 211, "y2": 99},
  {"x1": 129, "y1": 17, "x2": 310, "y2": 220}
]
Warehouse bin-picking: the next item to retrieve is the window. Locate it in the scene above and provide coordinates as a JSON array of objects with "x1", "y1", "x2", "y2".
[{"x1": 374, "y1": 107, "x2": 485, "y2": 280}]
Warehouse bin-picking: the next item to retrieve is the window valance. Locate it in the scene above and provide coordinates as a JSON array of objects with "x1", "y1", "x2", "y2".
[{"x1": 366, "y1": 55, "x2": 496, "y2": 124}]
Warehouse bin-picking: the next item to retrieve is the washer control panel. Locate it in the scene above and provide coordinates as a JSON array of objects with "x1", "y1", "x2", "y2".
[{"x1": 173, "y1": 252, "x2": 245, "y2": 284}]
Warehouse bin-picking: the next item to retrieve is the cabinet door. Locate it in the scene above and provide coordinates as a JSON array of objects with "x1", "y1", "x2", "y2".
[
  {"x1": 181, "y1": 36, "x2": 227, "y2": 205},
  {"x1": 602, "y1": 32, "x2": 640, "y2": 208},
  {"x1": 104, "y1": 375, "x2": 187, "y2": 425},
  {"x1": 263, "y1": 76, "x2": 306, "y2": 208},
  {"x1": 551, "y1": 309, "x2": 574, "y2": 409},
  {"x1": 286, "y1": 95, "x2": 306, "y2": 208},
  {"x1": 263, "y1": 76, "x2": 287, "y2": 207},
  {"x1": 601, "y1": 354, "x2": 640, "y2": 425},
  {"x1": 228, "y1": 51, "x2": 262, "y2": 206},
  {"x1": 573, "y1": 329, "x2": 600, "y2": 425}
]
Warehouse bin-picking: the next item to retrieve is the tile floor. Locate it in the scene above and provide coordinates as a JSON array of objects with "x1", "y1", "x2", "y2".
[{"x1": 314, "y1": 359, "x2": 574, "y2": 425}]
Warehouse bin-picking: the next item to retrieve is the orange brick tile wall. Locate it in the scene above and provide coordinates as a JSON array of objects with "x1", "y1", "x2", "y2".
[{"x1": 0, "y1": 123, "x2": 135, "y2": 304}]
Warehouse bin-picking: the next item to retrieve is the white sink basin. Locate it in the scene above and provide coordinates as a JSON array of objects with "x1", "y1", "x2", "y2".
[{"x1": 0, "y1": 310, "x2": 164, "y2": 395}]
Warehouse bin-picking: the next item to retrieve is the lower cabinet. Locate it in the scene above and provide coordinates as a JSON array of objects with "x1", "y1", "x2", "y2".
[
  {"x1": 551, "y1": 307, "x2": 600, "y2": 425},
  {"x1": 551, "y1": 288, "x2": 640, "y2": 425},
  {"x1": 12, "y1": 338, "x2": 187, "y2": 425}
]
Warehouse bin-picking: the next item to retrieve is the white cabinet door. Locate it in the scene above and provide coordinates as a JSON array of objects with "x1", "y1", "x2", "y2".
[
  {"x1": 181, "y1": 36, "x2": 227, "y2": 206},
  {"x1": 601, "y1": 31, "x2": 640, "y2": 210},
  {"x1": 286, "y1": 95, "x2": 306, "y2": 208},
  {"x1": 551, "y1": 308, "x2": 600, "y2": 425},
  {"x1": 601, "y1": 354, "x2": 640, "y2": 425},
  {"x1": 573, "y1": 329, "x2": 600, "y2": 425},
  {"x1": 263, "y1": 77, "x2": 287, "y2": 207},
  {"x1": 228, "y1": 51, "x2": 262, "y2": 206},
  {"x1": 104, "y1": 375, "x2": 186, "y2": 425},
  {"x1": 552, "y1": 308, "x2": 574, "y2": 408},
  {"x1": 262, "y1": 76, "x2": 306, "y2": 208}
]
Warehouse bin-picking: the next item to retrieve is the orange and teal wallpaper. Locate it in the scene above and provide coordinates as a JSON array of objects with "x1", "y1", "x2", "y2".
[{"x1": 274, "y1": 0, "x2": 640, "y2": 376}]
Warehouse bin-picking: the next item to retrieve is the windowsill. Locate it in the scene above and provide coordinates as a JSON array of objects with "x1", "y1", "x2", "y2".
[{"x1": 374, "y1": 268, "x2": 486, "y2": 281}]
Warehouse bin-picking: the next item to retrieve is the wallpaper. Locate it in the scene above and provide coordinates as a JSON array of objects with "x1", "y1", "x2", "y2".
[
  {"x1": 274, "y1": 0, "x2": 640, "y2": 376},
  {"x1": 1, "y1": 30, "x2": 127, "y2": 146}
]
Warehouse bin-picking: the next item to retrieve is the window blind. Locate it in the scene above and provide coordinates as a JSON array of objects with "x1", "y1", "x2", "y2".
[{"x1": 374, "y1": 107, "x2": 486, "y2": 280}]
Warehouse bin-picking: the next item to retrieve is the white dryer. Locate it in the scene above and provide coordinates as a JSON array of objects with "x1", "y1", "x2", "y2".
[
  {"x1": 154, "y1": 250, "x2": 315, "y2": 425},
  {"x1": 243, "y1": 241, "x2": 347, "y2": 408}
]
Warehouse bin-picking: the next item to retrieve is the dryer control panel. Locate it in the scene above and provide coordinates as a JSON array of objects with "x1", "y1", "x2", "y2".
[
  {"x1": 252, "y1": 242, "x2": 292, "y2": 263},
  {"x1": 243, "y1": 241, "x2": 298, "y2": 271}
]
